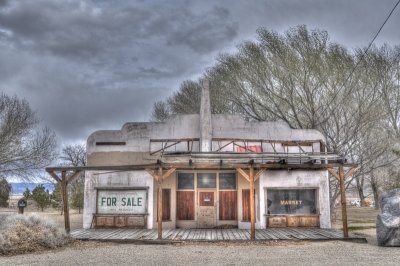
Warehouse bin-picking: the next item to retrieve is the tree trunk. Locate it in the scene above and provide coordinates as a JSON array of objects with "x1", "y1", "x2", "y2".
[
  {"x1": 370, "y1": 172, "x2": 380, "y2": 210},
  {"x1": 356, "y1": 174, "x2": 366, "y2": 205}
]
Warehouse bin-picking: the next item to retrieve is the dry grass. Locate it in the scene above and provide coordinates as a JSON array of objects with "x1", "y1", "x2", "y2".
[{"x1": 0, "y1": 214, "x2": 69, "y2": 256}]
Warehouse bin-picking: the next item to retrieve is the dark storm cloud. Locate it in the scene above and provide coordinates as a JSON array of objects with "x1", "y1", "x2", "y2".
[
  {"x1": 0, "y1": 0, "x2": 399, "y2": 145},
  {"x1": 0, "y1": 0, "x2": 238, "y2": 143}
]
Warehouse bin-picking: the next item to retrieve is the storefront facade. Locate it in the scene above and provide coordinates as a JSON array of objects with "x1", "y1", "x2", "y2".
[{"x1": 82, "y1": 84, "x2": 334, "y2": 231}]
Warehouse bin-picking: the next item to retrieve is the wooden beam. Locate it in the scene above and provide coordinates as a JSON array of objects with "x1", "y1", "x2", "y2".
[
  {"x1": 236, "y1": 168, "x2": 249, "y2": 182},
  {"x1": 249, "y1": 165, "x2": 255, "y2": 240},
  {"x1": 157, "y1": 166, "x2": 163, "y2": 240},
  {"x1": 67, "y1": 170, "x2": 82, "y2": 184},
  {"x1": 61, "y1": 171, "x2": 70, "y2": 233},
  {"x1": 345, "y1": 166, "x2": 360, "y2": 179},
  {"x1": 48, "y1": 171, "x2": 61, "y2": 183},
  {"x1": 254, "y1": 169, "x2": 265, "y2": 181},
  {"x1": 327, "y1": 168, "x2": 340, "y2": 180},
  {"x1": 145, "y1": 169, "x2": 159, "y2": 182},
  {"x1": 339, "y1": 165, "x2": 348, "y2": 238},
  {"x1": 162, "y1": 167, "x2": 176, "y2": 180}
]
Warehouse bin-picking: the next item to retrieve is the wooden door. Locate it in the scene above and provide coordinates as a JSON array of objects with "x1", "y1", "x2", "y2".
[
  {"x1": 219, "y1": 191, "x2": 237, "y2": 220},
  {"x1": 242, "y1": 189, "x2": 250, "y2": 221},
  {"x1": 176, "y1": 191, "x2": 195, "y2": 220},
  {"x1": 197, "y1": 191, "x2": 216, "y2": 228}
]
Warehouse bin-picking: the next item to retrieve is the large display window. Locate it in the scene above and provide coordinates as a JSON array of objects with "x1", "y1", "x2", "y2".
[{"x1": 266, "y1": 189, "x2": 317, "y2": 215}]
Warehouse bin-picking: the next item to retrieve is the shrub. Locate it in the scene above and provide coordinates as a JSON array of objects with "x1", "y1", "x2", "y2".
[{"x1": 0, "y1": 214, "x2": 69, "y2": 255}]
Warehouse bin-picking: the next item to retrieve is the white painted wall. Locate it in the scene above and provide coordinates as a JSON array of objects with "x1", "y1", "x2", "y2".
[{"x1": 83, "y1": 170, "x2": 154, "y2": 229}]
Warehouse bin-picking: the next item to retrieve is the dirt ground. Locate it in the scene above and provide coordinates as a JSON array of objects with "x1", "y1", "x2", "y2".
[{"x1": 1, "y1": 206, "x2": 399, "y2": 265}]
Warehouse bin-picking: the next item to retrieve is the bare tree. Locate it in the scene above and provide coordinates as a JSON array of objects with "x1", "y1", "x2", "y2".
[
  {"x1": 59, "y1": 144, "x2": 86, "y2": 213},
  {"x1": 0, "y1": 94, "x2": 57, "y2": 178},
  {"x1": 60, "y1": 143, "x2": 86, "y2": 187},
  {"x1": 60, "y1": 144, "x2": 86, "y2": 168},
  {"x1": 151, "y1": 101, "x2": 171, "y2": 122},
  {"x1": 152, "y1": 25, "x2": 400, "y2": 211}
]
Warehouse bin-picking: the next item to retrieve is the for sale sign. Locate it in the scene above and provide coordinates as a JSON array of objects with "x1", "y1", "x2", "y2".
[{"x1": 97, "y1": 190, "x2": 147, "y2": 214}]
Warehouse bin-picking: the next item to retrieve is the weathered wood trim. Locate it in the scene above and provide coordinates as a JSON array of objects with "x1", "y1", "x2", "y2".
[
  {"x1": 236, "y1": 168, "x2": 249, "y2": 182},
  {"x1": 254, "y1": 169, "x2": 265, "y2": 181},
  {"x1": 345, "y1": 166, "x2": 360, "y2": 179},
  {"x1": 157, "y1": 166, "x2": 163, "y2": 239},
  {"x1": 339, "y1": 166, "x2": 348, "y2": 238},
  {"x1": 61, "y1": 171, "x2": 70, "y2": 233},
  {"x1": 48, "y1": 171, "x2": 61, "y2": 183},
  {"x1": 250, "y1": 165, "x2": 255, "y2": 240},
  {"x1": 162, "y1": 168, "x2": 176, "y2": 180},
  {"x1": 327, "y1": 168, "x2": 340, "y2": 180}
]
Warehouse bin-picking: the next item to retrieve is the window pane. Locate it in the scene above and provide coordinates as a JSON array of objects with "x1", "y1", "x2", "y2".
[
  {"x1": 266, "y1": 189, "x2": 317, "y2": 215},
  {"x1": 197, "y1": 173, "x2": 216, "y2": 188},
  {"x1": 177, "y1": 173, "x2": 194, "y2": 189},
  {"x1": 219, "y1": 173, "x2": 236, "y2": 189}
]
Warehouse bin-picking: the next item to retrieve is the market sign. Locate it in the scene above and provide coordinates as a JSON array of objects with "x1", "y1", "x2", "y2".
[
  {"x1": 97, "y1": 190, "x2": 147, "y2": 214},
  {"x1": 267, "y1": 189, "x2": 317, "y2": 215}
]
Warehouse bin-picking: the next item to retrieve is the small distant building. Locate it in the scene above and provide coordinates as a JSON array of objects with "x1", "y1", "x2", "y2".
[{"x1": 82, "y1": 82, "x2": 339, "y2": 231}]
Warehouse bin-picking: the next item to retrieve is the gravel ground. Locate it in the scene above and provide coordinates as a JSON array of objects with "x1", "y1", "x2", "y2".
[{"x1": 1, "y1": 231, "x2": 400, "y2": 266}]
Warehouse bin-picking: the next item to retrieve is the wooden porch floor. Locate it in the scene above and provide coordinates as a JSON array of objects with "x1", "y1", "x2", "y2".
[{"x1": 70, "y1": 228, "x2": 367, "y2": 243}]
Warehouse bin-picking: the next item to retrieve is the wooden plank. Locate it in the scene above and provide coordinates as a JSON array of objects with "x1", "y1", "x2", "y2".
[
  {"x1": 102, "y1": 229, "x2": 122, "y2": 239},
  {"x1": 259, "y1": 229, "x2": 276, "y2": 240},
  {"x1": 255, "y1": 230, "x2": 265, "y2": 240},
  {"x1": 308, "y1": 228, "x2": 334, "y2": 239},
  {"x1": 219, "y1": 191, "x2": 237, "y2": 220},
  {"x1": 216, "y1": 229, "x2": 223, "y2": 240},
  {"x1": 339, "y1": 166, "x2": 349, "y2": 238},
  {"x1": 210, "y1": 229, "x2": 216, "y2": 240},
  {"x1": 236, "y1": 168, "x2": 250, "y2": 182},
  {"x1": 126, "y1": 229, "x2": 144, "y2": 239},
  {"x1": 187, "y1": 229, "x2": 195, "y2": 240},
  {"x1": 250, "y1": 165, "x2": 255, "y2": 240},
  {"x1": 122, "y1": 229, "x2": 139, "y2": 239},
  {"x1": 238, "y1": 229, "x2": 250, "y2": 240},
  {"x1": 205, "y1": 230, "x2": 212, "y2": 240},
  {"x1": 285, "y1": 228, "x2": 308, "y2": 240},
  {"x1": 176, "y1": 191, "x2": 195, "y2": 220},
  {"x1": 61, "y1": 171, "x2": 70, "y2": 233},
  {"x1": 201, "y1": 229, "x2": 207, "y2": 240},
  {"x1": 227, "y1": 229, "x2": 235, "y2": 240},
  {"x1": 134, "y1": 229, "x2": 149, "y2": 239},
  {"x1": 162, "y1": 189, "x2": 171, "y2": 221},
  {"x1": 242, "y1": 189, "x2": 251, "y2": 221},
  {"x1": 169, "y1": 229, "x2": 181, "y2": 240},
  {"x1": 157, "y1": 166, "x2": 163, "y2": 239},
  {"x1": 161, "y1": 229, "x2": 171, "y2": 239},
  {"x1": 182, "y1": 229, "x2": 191, "y2": 240},
  {"x1": 221, "y1": 229, "x2": 230, "y2": 240},
  {"x1": 273, "y1": 228, "x2": 293, "y2": 240},
  {"x1": 231, "y1": 229, "x2": 242, "y2": 240}
]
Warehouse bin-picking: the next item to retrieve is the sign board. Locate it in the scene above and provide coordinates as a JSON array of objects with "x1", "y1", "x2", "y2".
[
  {"x1": 97, "y1": 189, "x2": 147, "y2": 215},
  {"x1": 18, "y1": 199, "x2": 27, "y2": 208}
]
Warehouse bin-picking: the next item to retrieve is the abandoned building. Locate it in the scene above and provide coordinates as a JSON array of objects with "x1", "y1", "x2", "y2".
[{"x1": 79, "y1": 81, "x2": 346, "y2": 235}]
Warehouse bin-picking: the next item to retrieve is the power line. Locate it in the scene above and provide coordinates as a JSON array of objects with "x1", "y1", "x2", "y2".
[
  {"x1": 343, "y1": 0, "x2": 400, "y2": 86},
  {"x1": 318, "y1": 0, "x2": 400, "y2": 127}
]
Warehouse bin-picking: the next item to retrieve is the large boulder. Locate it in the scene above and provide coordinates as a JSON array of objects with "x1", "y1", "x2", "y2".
[{"x1": 376, "y1": 188, "x2": 400, "y2": 246}]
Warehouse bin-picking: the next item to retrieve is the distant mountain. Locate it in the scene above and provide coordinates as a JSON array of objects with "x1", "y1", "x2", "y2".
[{"x1": 9, "y1": 183, "x2": 55, "y2": 195}]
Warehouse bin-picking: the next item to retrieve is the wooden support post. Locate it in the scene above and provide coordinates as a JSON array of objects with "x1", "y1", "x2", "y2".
[
  {"x1": 61, "y1": 171, "x2": 70, "y2": 233},
  {"x1": 339, "y1": 165, "x2": 348, "y2": 238},
  {"x1": 157, "y1": 166, "x2": 163, "y2": 240},
  {"x1": 250, "y1": 164, "x2": 255, "y2": 240}
]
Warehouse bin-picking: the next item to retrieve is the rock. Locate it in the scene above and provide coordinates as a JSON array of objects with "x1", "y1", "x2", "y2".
[{"x1": 376, "y1": 188, "x2": 400, "y2": 246}]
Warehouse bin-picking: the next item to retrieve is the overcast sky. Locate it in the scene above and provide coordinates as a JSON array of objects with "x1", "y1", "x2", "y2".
[{"x1": 1, "y1": 0, "x2": 400, "y2": 146}]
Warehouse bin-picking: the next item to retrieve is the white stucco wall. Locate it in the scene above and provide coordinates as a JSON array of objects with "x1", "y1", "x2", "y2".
[{"x1": 83, "y1": 170, "x2": 154, "y2": 229}]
